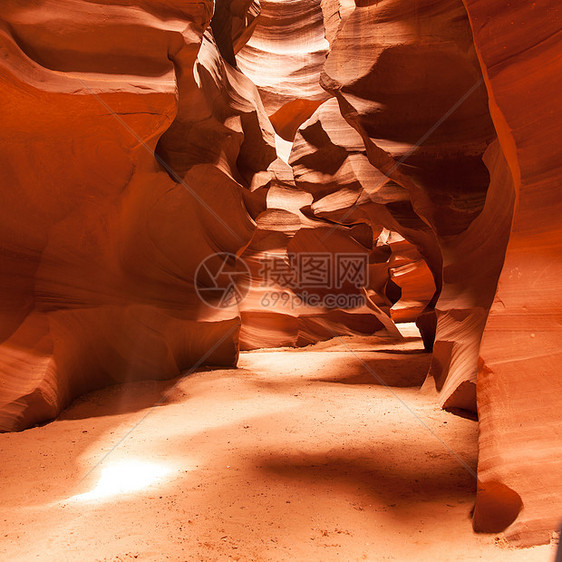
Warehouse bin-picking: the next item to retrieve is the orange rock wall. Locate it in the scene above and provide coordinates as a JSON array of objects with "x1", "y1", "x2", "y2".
[
  {"x1": 462, "y1": 0, "x2": 562, "y2": 545},
  {"x1": 0, "y1": 0, "x2": 274, "y2": 431},
  {"x1": 1, "y1": 0, "x2": 561, "y2": 547},
  {"x1": 316, "y1": 0, "x2": 501, "y2": 416}
]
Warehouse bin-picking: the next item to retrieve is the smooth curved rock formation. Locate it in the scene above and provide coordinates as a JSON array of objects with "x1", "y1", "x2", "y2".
[
  {"x1": 309, "y1": 0, "x2": 498, "y2": 415},
  {"x1": 239, "y1": 159, "x2": 402, "y2": 350},
  {"x1": 237, "y1": 0, "x2": 331, "y2": 151},
  {"x1": 1, "y1": 0, "x2": 560, "y2": 549},
  {"x1": 0, "y1": 0, "x2": 274, "y2": 431},
  {"x1": 237, "y1": 0, "x2": 330, "y2": 115},
  {"x1": 461, "y1": 0, "x2": 562, "y2": 545},
  {"x1": 290, "y1": 97, "x2": 441, "y2": 330},
  {"x1": 234, "y1": 0, "x2": 411, "y2": 350}
]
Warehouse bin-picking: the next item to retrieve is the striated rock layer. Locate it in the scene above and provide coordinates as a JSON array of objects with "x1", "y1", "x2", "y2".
[
  {"x1": 235, "y1": 0, "x2": 414, "y2": 350},
  {"x1": 289, "y1": 97, "x2": 438, "y2": 327},
  {"x1": 238, "y1": 159, "x2": 404, "y2": 350},
  {"x1": 237, "y1": 0, "x2": 330, "y2": 117},
  {"x1": 0, "y1": 0, "x2": 275, "y2": 431},
  {"x1": 282, "y1": 0, "x2": 562, "y2": 544},
  {"x1": 315, "y1": 0, "x2": 500, "y2": 416},
  {"x1": 237, "y1": 0, "x2": 331, "y2": 159},
  {"x1": 1, "y1": 0, "x2": 561, "y2": 548},
  {"x1": 461, "y1": 0, "x2": 562, "y2": 546},
  {"x1": 0, "y1": 0, "x2": 416, "y2": 431}
]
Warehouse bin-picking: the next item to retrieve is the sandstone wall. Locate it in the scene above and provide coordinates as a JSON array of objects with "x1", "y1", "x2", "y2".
[
  {"x1": 0, "y1": 0, "x2": 274, "y2": 431},
  {"x1": 462, "y1": 0, "x2": 562, "y2": 545}
]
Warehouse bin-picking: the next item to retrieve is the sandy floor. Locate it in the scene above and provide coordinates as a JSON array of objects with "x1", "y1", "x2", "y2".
[{"x1": 0, "y1": 332, "x2": 556, "y2": 561}]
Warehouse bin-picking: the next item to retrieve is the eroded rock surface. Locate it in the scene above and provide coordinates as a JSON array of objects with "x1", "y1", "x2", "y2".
[
  {"x1": 0, "y1": 0, "x2": 274, "y2": 431},
  {"x1": 462, "y1": 0, "x2": 562, "y2": 545},
  {"x1": 0, "y1": 0, "x2": 560, "y2": 549},
  {"x1": 306, "y1": 0, "x2": 499, "y2": 417}
]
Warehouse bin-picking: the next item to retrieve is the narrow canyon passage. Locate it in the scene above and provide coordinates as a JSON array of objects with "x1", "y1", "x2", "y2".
[
  {"x1": 0, "y1": 329, "x2": 553, "y2": 561},
  {"x1": 1, "y1": 0, "x2": 561, "y2": 557}
]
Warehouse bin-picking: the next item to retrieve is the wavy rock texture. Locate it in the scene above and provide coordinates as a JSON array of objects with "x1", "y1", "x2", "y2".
[
  {"x1": 237, "y1": 0, "x2": 331, "y2": 147},
  {"x1": 461, "y1": 0, "x2": 562, "y2": 546},
  {"x1": 0, "y1": 0, "x2": 411, "y2": 431},
  {"x1": 318, "y1": 0, "x2": 500, "y2": 416},
  {"x1": 386, "y1": 234, "x2": 436, "y2": 324},
  {"x1": 235, "y1": 0, "x2": 410, "y2": 349},
  {"x1": 290, "y1": 98, "x2": 440, "y2": 331},
  {"x1": 0, "y1": 0, "x2": 275, "y2": 431},
  {"x1": 238, "y1": 159, "x2": 402, "y2": 350},
  {"x1": 306, "y1": 0, "x2": 562, "y2": 541},
  {"x1": 1, "y1": 0, "x2": 560, "y2": 548}
]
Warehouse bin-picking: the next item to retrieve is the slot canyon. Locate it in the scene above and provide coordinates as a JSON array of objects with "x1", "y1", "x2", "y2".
[{"x1": 0, "y1": 0, "x2": 561, "y2": 560}]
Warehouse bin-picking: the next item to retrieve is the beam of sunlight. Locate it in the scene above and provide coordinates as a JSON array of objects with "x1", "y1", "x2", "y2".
[{"x1": 69, "y1": 460, "x2": 172, "y2": 503}]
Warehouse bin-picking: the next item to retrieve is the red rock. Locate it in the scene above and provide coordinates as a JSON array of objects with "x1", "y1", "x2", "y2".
[
  {"x1": 0, "y1": 1, "x2": 273, "y2": 431},
  {"x1": 1, "y1": 0, "x2": 560, "y2": 548},
  {"x1": 239, "y1": 159, "x2": 402, "y2": 350},
  {"x1": 462, "y1": 0, "x2": 562, "y2": 545},
  {"x1": 318, "y1": 0, "x2": 506, "y2": 417}
]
